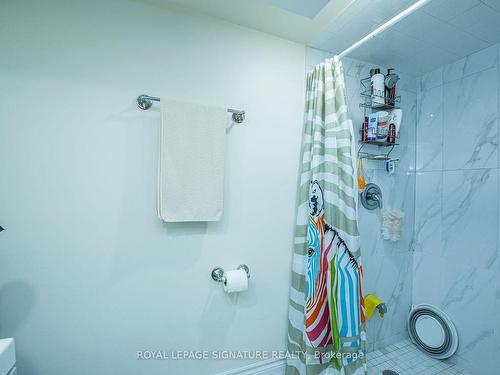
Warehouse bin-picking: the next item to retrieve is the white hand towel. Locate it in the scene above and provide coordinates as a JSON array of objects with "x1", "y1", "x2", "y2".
[{"x1": 157, "y1": 100, "x2": 227, "y2": 222}]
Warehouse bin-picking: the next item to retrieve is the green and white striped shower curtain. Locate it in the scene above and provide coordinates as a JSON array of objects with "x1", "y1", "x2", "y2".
[{"x1": 285, "y1": 57, "x2": 366, "y2": 375}]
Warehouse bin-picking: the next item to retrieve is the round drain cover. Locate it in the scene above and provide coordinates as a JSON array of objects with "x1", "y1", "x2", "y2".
[{"x1": 408, "y1": 304, "x2": 458, "y2": 359}]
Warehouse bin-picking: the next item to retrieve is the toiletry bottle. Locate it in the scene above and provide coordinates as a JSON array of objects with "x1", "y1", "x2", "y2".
[
  {"x1": 376, "y1": 111, "x2": 389, "y2": 140},
  {"x1": 367, "y1": 113, "x2": 378, "y2": 141},
  {"x1": 362, "y1": 116, "x2": 369, "y2": 142},
  {"x1": 387, "y1": 123, "x2": 396, "y2": 144},
  {"x1": 384, "y1": 69, "x2": 399, "y2": 106},
  {"x1": 370, "y1": 68, "x2": 385, "y2": 108},
  {"x1": 387, "y1": 109, "x2": 401, "y2": 143},
  {"x1": 389, "y1": 109, "x2": 403, "y2": 136}
]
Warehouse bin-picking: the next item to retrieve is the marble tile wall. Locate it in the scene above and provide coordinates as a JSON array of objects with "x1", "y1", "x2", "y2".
[
  {"x1": 414, "y1": 44, "x2": 500, "y2": 375},
  {"x1": 307, "y1": 42, "x2": 500, "y2": 374},
  {"x1": 306, "y1": 48, "x2": 418, "y2": 351}
]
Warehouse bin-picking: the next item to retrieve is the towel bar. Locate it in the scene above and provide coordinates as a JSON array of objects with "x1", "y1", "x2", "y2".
[{"x1": 137, "y1": 94, "x2": 246, "y2": 124}]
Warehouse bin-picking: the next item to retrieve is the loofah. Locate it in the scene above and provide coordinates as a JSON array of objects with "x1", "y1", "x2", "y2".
[{"x1": 381, "y1": 209, "x2": 404, "y2": 242}]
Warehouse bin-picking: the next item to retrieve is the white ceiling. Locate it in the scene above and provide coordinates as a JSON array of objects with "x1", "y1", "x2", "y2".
[
  {"x1": 141, "y1": 0, "x2": 353, "y2": 44},
  {"x1": 141, "y1": 0, "x2": 500, "y2": 75},
  {"x1": 262, "y1": 0, "x2": 331, "y2": 19},
  {"x1": 311, "y1": 0, "x2": 500, "y2": 74}
]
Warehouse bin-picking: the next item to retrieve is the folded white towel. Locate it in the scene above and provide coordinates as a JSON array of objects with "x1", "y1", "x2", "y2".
[{"x1": 157, "y1": 100, "x2": 227, "y2": 222}]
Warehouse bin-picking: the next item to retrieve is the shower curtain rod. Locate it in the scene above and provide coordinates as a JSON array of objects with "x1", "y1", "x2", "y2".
[{"x1": 338, "y1": 0, "x2": 434, "y2": 59}]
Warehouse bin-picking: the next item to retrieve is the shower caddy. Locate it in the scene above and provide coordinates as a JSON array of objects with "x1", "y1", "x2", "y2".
[{"x1": 357, "y1": 76, "x2": 400, "y2": 162}]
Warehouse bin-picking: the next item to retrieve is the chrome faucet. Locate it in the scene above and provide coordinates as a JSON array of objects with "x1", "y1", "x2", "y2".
[
  {"x1": 360, "y1": 183, "x2": 383, "y2": 210},
  {"x1": 367, "y1": 191, "x2": 382, "y2": 208}
]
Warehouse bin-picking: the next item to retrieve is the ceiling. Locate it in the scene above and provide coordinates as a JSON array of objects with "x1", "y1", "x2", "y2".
[
  {"x1": 314, "y1": 0, "x2": 500, "y2": 74},
  {"x1": 141, "y1": 0, "x2": 500, "y2": 75},
  {"x1": 262, "y1": 0, "x2": 331, "y2": 19},
  {"x1": 140, "y1": 0, "x2": 353, "y2": 44}
]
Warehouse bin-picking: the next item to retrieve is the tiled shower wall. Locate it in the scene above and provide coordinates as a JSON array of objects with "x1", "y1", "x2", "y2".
[
  {"x1": 306, "y1": 48, "x2": 417, "y2": 351},
  {"x1": 414, "y1": 44, "x2": 500, "y2": 375},
  {"x1": 308, "y1": 43, "x2": 500, "y2": 374}
]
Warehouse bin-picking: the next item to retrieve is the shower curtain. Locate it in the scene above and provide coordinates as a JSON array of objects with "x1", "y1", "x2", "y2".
[{"x1": 286, "y1": 57, "x2": 366, "y2": 375}]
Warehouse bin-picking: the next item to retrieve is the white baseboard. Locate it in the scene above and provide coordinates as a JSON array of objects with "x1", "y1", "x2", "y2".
[{"x1": 215, "y1": 359, "x2": 286, "y2": 375}]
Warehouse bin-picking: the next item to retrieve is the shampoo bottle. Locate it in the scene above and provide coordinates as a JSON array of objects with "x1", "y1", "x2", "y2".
[{"x1": 370, "y1": 68, "x2": 385, "y2": 108}]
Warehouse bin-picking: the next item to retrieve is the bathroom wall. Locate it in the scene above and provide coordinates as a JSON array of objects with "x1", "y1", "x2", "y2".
[
  {"x1": 306, "y1": 48, "x2": 417, "y2": 351},
  {"x1": 0, "y1": 1, "x2": 306, "y2": 374},
  {"x1": 414, "y1": 44, "x2": 500, "y2": 375}
]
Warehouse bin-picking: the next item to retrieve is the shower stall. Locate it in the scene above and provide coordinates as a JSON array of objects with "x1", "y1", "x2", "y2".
[{"x1": 305, "y1": 0, "x2": 500, "y2": 374}]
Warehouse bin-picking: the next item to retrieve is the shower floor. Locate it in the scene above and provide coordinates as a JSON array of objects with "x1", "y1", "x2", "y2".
[{"x1": 366, "y1": 339, "x2": 471, "y2": 375}]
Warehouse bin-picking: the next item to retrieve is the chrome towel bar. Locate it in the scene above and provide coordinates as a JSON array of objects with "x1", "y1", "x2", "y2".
[{"x1": 137, "y1": 94, "x2": 246, "y2": 124}]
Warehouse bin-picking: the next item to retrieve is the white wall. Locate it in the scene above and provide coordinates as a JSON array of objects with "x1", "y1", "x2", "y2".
[{"x1": 0, "y1": 1, "x2": 306, "y2": 374}]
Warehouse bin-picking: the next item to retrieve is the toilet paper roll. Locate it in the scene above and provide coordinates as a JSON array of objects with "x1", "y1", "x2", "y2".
[{"x1": 223, "y1": 269, "x2": 248, "y2": 293}]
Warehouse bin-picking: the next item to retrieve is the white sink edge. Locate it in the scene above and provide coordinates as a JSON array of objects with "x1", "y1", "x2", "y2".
[{"x1": 0, "y1": 338, "x2": 16, "y2": 375}]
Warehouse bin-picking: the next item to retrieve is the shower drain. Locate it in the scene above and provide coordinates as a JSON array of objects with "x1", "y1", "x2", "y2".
[{"x1": 382, "y1": 371, "x2": 399, "y2": 375}]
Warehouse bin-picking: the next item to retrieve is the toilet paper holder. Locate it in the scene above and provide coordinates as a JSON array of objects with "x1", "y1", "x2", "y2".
[{"x1": 211, "y1": 265, "x2": 250, "y2": 282}]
